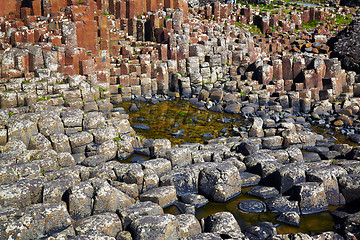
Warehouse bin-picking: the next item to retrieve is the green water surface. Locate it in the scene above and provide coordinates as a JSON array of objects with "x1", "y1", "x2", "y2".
[{"x1": 120, "y1": 99, "x2": 341, "y2": 235}]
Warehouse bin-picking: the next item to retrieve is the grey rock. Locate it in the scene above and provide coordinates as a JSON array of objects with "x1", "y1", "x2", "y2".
[
  {"x1": 186, "y1": 233, "x2": 222, "y2": 240},
  {"x1": 156, "y1": 147, "x2": 192, "y2": 168},
  {"x1": 50, "y1": 133, "x2": 71, "y2": 153},
  {"x1": 276, "y1": 211, "x2": 300, "y2": 226},
  {"x1": 75, "y1": 212, "x2": 122, "y2": 237},
  {"x1": 249, "y1": 117, "x2": 264, "y2": 137},
  {"x1": 142, "y1": 169, "x2": 159, "y2": 193},
  {"x1": 306, "y1": 165, "x2": 347, "y2": 205},
  {"x1": 180, "y1": 193, "x2": 209, "y2": 208},
  {"x1": 338, "y1": 174, "x2": 360, "y2": 204},
  {"x1": 61, "y1": 109, "x2": 84, "y2": 128},
  {"x1": 247, "y1": 186, "x2": 280, "y2": 199},
  {"x1": 93, "y1": 181, "x2": 135, "y2": 214},
  {"x1": 176, "y1": 214, "x2": 202, "y2": 238},
  {"x1": 240, "y1": 172, "x2": 261, "y2": 187},
  {"x1": 266, "y1": 196, "x2": 300, "y2": 214},
  {"x1": 68, "y1": 181, "x2": 94, "y2": 221},
  {"x1": 113, "y1": 163, "x2": 144, "y2": 185},
  {"x1": 29, "y1": 133, "x2": 52, "y2": 150},
  {"x1": 3, "y1": 203, "x2": 73, "y2": 239},
  {"x1": 204, "y1": 212, "x2": 242, "y2": 235},
  {"x1": 245, "y1": 222, "x2": 277, "y2": 239},
  {"x1": 43, "y1": 178, "x2": 80, "y2": 203},
  {"x1": 199, "y1": 163, "x2": 242, "y2": 202},
  {"x1": 92, "y1": 126, "x2": 118, "y2": 144},
  {"x1": 140, "y1": 186, "x2": 178, "y2": 207},
  {"x1": 82, "y1": 155, "x2": 107, "y2": 167},
  {"x1": 38, "y1": 112, "x2": 64, "y2": 137},
  {"x1": 97, "y1": 140, "x2": 117, "y2": 161},
  {"x1": 160, "y1": 168, "x2": 198, "y2": 196},
  {"x1": 57, "y1": 152, "x2": 76, "y2": 167},
  {"x1": 129, "y1": 214, "x2": 179, "y2": 240},
  {"x1": 0, "y1": 182, "x2": 31, "y2": 208},
  {"x1": 83, "y1": 112, "x2": 106, "y2": 130},
  {"x1": 262, "y1": 136, "x2": 283, "y2": 149},
  {"x1": 118, "y1": 201, "x2": 164, "y2": 229},
  {"x1": 286, "y1": 146, "x2": 304, "y2": 163},
  {"x1": 110, "y1": 181, "x2": 139, "y2": 199},
  {"x1": 68, "y1": 132, "x2": 93, "y2": 149},
  {"x1": 142, "y1": 158, "x2": 172, "y2": 177},
  {"x1": 238, "y1": 200, "x2": 267, "y2": 213},
  {"x1": 292, "y1": 182, "x2": 328, "y2": 214}
]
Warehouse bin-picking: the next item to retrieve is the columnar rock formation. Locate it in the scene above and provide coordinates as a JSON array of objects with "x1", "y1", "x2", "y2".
[{"x1": 0, "y1": 0, "x2": 360, "y2": 239}]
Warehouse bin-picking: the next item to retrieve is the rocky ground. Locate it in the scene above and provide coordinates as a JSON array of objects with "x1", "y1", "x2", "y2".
[{"x1": 0, "y1": 0, "x2": 360, "y2": 239}]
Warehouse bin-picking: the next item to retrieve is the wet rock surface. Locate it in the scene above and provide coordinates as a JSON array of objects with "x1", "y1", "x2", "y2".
[{"x1": 0, "y1": 0, "x2": 359, "y2": 238}]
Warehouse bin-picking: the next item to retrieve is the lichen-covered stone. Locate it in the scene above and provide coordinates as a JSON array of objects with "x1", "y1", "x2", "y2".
[
  {"x1": 118, "y1": 201, "x2": 164, "y2": 229},
  {"x1": 199, "y1": 163, "x2": 241, "y2": 202},
  {"x1": 75, "y1": 212, "x2": 122, "y2": 237},
  {"x1": 93, "y1": 181, "x2": 135, "y2": 214},
  {"x1": 129, "y1": 214, "x2": 179, "y2": 240},
  {"x1": 140, "y1": 186, "x2": 178, "y2": 207},
  {"x1": 68, "y1": 181, "x2": 94, "y2": 221}
]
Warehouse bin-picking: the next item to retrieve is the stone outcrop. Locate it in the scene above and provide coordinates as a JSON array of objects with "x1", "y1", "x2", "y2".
[{"x1": 329, "y1": 17, "x2": 360, "y2": 73}]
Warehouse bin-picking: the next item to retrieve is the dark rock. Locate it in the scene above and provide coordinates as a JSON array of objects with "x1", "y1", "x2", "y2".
[
  {"x1": 129, "y1": 103, "x2": 139, "y2": 112},
  {"x1": 244, "y1": 222, "x2": 277, "y2": 239},
  {"x1": 303, "y1": 152, "x2": 322, "y2": 162},
  {"x1": 266, "y1": 196, "x2": 300, "y2": 214},
  {"x1": 235, "y1": 141, "x2": 260, "y2": 156},
  {"x1": 329, "y1": 18, "x2": 360, "y2": 72},
  {"x1": 276, "y1": 164, "x2": 306, "y2": 194},
  {"x1": 306, "y1": 165, "x2": 347, "y2": 205},
  {"x1": 180, "y1": 194, "x2": 209, "y2": 208},
  {"x1": 247, "y1": 186, "x2": 280, "y2": 199},
  {"x1": 209, "y1": 104, "x2": 223, "y2": 112},
  {"x1": 204, "y1": 212, "x2": 242, "y2": 235},
  {"x1": 238, "y1": 200, "x2": 267, "y2": 213},
  {"x1": 185, "y1": 233, "x2": 222, "y2": 240},
  {"x1": 160, "y1": 168, "x2": 198, "y2": 196},
  {"x1": 171, "y1": 129, "x2": 185, "y2": 137},
  {"x1": 240, "y1": 172, "x2": 261, "y2": 187},
  {"x1": 201, "y1": 133, "x2": 213, "y2": 138},
  {"x1": 276, "y1": 211, "x2": 300, "y2": 227},
  {"x1": 134, "y1": 124, "x2": 150, "y2": 130},
  {"x1": 291, "y1": 182, "x2": 328, "y2": 214},
  {"x1": 338, "y1": 174, "x2": 360, "y2": 204}
]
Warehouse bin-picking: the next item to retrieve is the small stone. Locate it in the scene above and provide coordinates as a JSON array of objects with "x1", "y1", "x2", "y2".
[
  {"x1": 276, "y1": 211, "x2": 300, "y2": 226},
  {"x1": 133, "y1": 124, "x2": 150, "y2": 130},
  {"x1": 333, "y1": 120, "x2": 344, "y2": 127},
  {"x1": 238, "y1": 200, "x2": 267, "y2": 213}
]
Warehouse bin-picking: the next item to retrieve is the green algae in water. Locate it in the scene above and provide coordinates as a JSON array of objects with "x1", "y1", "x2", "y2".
[
  {"x1": 165, "y1": 186, "x2": 338, "y2": 235},
  {"x1": 120, "y1": 100, "x2": 243, "y2": 145},
  {"x1": 121, "y1": 99, "x2": 342, "y2": 234}
]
